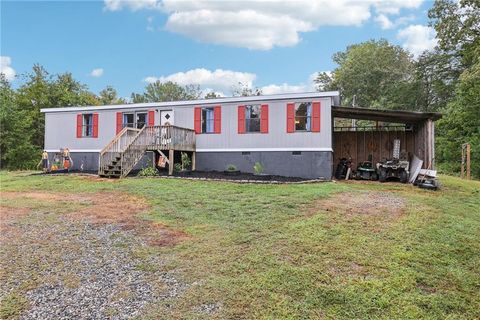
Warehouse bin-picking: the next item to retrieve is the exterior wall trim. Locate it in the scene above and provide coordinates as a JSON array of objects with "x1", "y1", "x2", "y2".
[
  {"x1": 46, "y1": 148, "x2": 334, "y2": 153},
  {"x1": 196, "y1": 148, "x2": 333, "y2": 152},
  {"x1": 45, "y1": 149, "x2": 101, "y2": 153},
  {"x1": 41, "y1": 91, "x2": 340, "y2": 113}
]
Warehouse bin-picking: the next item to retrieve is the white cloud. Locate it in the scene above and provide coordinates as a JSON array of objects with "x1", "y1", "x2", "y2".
[
  {"x1": 375, "y1": 14, "x2": 415, "y2": 29},
  {"x1": 397, "y1": 24, "x2": 437, "y2": 57},
  {"x1": 144, "y1": 68, "x2": 256, "y2": 93},
  {"x1": 374, "y1": 0, "x2": 423, "y2": 14},
  {"x1": 104, "y1": 0, "x2": 161, "y2": 11},
  {"x1": 375, "y1": 14, "x2": 394, "y2": 29},
  {"x1": 90, "y1": 68, "x2": 104, "y2": 77},
  {"x1": 105, "y1": 0, "x2": 425, "y2": 50},
  {"x1": 144, "y1": 68, "x2": 321, "y2": 96},
  {"x1": 261, "y1": 72, "x2": 320, "y2": 94},
  {"x1": 0, "y1": 56, "x2": 16, "y2": 81},
  {"x1": 146, "y1": 16, "x2": 155, "y2": 31},
  {"x1": 260, "y1": 83, "x2": 310, "y2": 95}
]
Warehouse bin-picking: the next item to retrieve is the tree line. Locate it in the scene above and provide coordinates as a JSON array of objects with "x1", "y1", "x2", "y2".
[
  {"x1": 317, "y1": 0, "x2": 479, "y2": 177},
  {"x1": 0, "y1": 0, "x2": 478, "y2": 176}
]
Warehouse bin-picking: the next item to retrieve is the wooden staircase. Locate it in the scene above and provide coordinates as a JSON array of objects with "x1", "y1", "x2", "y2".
[{"x1": 99, "y1": 125, "x2": 195, "y2": 178}]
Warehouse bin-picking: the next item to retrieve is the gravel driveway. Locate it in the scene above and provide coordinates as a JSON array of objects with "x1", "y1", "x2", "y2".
[{"x1": 0, "y1": 192, "x2": 188, "y2": 320}]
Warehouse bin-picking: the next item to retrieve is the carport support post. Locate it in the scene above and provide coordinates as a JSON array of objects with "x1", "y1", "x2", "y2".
[{"x1": 169, "y1": 149, "x2": 174, "y2": 176}]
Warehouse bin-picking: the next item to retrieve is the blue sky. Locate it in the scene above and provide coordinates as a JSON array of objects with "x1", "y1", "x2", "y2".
[{"x1": 1, "y1": 0, "x2": 437, "y2": 99}]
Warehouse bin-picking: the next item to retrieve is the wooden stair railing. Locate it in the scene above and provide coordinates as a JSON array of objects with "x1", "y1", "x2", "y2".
[
  {"x1": 119, "y1": 126, "x2": 151, "y2": 177},
  {"x1": 98, "y1": 127, "x2": 141, "y2": 176}
]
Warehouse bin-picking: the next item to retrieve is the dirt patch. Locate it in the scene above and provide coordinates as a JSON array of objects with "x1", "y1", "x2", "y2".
[
  {"x1": 1, "y1": 191, "x2": 188, "y2": 247},
  {"x1": 316, "y1": 191, "x2": 405, "y2": 218},
  {"x1": 0, "y1": 206, "x2": 30, "y2": 236}
]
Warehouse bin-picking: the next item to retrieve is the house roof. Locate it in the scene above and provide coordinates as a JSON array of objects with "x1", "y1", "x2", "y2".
[
  {"x1": 332, "y1": 106, "x2": 442, "y2": 123},
  {"x1": 41, "y1": 91, "x2": 340, "y2": 113}
]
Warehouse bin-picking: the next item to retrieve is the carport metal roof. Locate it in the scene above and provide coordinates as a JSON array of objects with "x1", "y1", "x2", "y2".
[{"x1": 332, "y1": 106, "x2": 442, "y2": 123}]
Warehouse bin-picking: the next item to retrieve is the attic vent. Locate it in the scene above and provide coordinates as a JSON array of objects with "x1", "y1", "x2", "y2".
[{"x1": 292, "y1": 151, "x2": 302, "y2": 155}]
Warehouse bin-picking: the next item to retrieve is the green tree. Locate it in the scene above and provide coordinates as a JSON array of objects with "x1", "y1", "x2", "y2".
[
  {"x1": 231, "y1": 82, "x2": 262, "y2": 96},
  {"x1": 0, "y1": 75, "x2": 38, "y2": 169},
  {"x1": 413, "y1": 50, "x2": 459, "y2": 112},
  {"x1": 2, "y1": 65, "x2": 101, "y2": 169},
  {"x1": 204, "y1": 92, "x2": 221, "y2": 99},
  {"x1": 133, "y1": 81, "x2": 201, "y2": 102},
  {"x1": 429, "y1": 0, "x2": 480, "y2": 177},
  {"x1": 98, "y1": 86, "x2": 125, "y2": 105},
  {"x1": 130, "y1": 92, "x2": 148, "y2": 103},
  {"x1": 15, "y1": 65, "x2": 54, "y2": 152},
  {"x1": 317, "y1": 39, "x2": 416, "y2": 110},
  {"x1": 314, "y1": 72, "x2": 335, "y2": 91}
]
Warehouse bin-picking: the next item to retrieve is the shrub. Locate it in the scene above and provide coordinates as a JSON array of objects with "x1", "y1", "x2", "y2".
[
  {"x1": 174, "y1": 163, "x2": 182, "y2": 172},
  {"x1": 138, "y1": 166, "x2": 158, "y2": 177},
  {"x1": 253, "y1": 162, "x2": 264, "y2": 175},
  {"x1": 181, "y1": 152, "x2": 191, "y2": 170},
  {"x1": 226, "y1": 164, "x2": 237, "y2": 171}
]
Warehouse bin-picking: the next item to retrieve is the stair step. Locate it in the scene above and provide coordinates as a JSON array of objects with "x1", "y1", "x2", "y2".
[
  {"x1": 104, "y1": 174, "x2": 120, "y2": 179},
  {"x1": 104, "y1": 170, "x2": 121, "y2": 174}
]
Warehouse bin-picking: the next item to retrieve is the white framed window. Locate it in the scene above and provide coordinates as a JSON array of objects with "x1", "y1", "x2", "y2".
[
  {"x1": 245, "y1": 105, "x2": 261, "y2": 133},
  {"x1": 201, "y1": 108, "x2": 215, "y2": 133},
  {"x1": 83, "y1": 114, "x2": 93, "y2": 137},
  {"x1": 295, "y1": 102, "x2": 312, "y2": 131},
  {"x1": 123, "y1": 111, "x2": 148, "y2": 129}
]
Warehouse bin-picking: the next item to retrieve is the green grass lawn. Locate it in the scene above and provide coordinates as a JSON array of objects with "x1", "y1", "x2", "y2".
[{"x1": 1, "y1": 172, "x2": 479, "y2": 319}]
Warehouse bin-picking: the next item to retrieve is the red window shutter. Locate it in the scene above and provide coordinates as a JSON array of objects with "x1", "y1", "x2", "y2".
[
  {"x1": 214, "y1": 106, "x2": 221, "y2": 134},
  {"x1": 76, "y1": 114, "x2": 83, "y2": 138},
  {"x1": 116, "y1": 112, "x2": 123, "y2": 134},
  {"x1": 92, "y1": 113, "x2": 99, "y2": 138},
  {"x1": 148, "y1": 110, "x2": 155, "y2": 126},
  {"x1": 260, "y1": 104, "x2": 269, "y2": 133},
  {"x1": 238, "y1": 106, "x2": 245, "y2": 134},
  {"x1": 194, "y1": 107, "x2": 202, "y2": 134},
  {"x1": 286, "y1": 103, "x2": 295, "y2": 133},
  {"x1": 312, "y1": 101, "x2": 321, "y2": 132}
]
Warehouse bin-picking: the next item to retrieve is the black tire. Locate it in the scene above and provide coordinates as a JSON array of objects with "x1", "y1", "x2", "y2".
[
  {"x1": 371, "y1": 172, "x2": 378, "y2": 181},
  {"x1": 399, "y1": 170, "x2": 408, "y2": 183},
  {"x1": 379, "y1": 168, "x2": 387, "y2": 182},
  {"x1": 418, "y1": 180, "x2": 438, "y2": 190}
]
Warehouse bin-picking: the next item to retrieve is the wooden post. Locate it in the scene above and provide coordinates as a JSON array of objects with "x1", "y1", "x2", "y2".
[
  {"x1": 168, "y1": 149, "x2": 174, "y2": 176},
  {"x1": 461, "y1": 143, "x2": 471, "y2": 180},
  {"x1": 192, "y1": 152, "x2": 196, "y2": 171},
  {"x1": 466, "y1": 143, "x2": 471, "y2": 180}
]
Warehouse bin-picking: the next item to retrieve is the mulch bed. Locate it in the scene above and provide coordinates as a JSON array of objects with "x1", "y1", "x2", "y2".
[
  {"x1": 30, "y1": 170, "x2": 327, "y2": 184},
  {"x1": 149, "y1": 170, "x2": 323, "y2": 183}
]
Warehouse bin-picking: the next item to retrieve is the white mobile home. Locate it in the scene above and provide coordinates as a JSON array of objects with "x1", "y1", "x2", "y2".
[{"x1": 42, "y1": 92, "x2": 339, "y2": 179}]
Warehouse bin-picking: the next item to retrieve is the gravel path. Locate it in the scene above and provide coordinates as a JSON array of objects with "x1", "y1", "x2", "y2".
[{"x1": 0, "y1": 207, "x2": 187, "y2": 320}]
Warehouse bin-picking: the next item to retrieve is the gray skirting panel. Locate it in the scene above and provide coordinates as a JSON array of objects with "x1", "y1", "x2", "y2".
[{"x1": 48, "y1": 151, "x2": 333, "y2": 179}]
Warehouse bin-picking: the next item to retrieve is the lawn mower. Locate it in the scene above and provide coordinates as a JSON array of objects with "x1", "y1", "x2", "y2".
[{"x1": 353, "y1": 159, "x2": 378, "y2": 181}]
